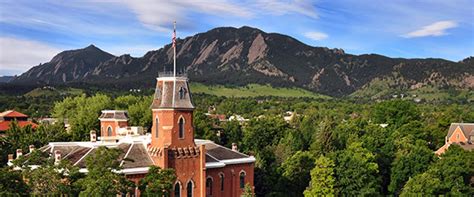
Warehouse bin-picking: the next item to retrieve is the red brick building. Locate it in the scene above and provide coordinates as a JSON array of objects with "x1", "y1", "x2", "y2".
[
  {"x1": 435, "y1": 123, "x2": 474, "y2": 155},
  {"x1": 12, "y1": 74, "x2": 255, "y2": 197}
]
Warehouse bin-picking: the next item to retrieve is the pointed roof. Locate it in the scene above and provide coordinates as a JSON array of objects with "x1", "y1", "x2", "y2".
[
  {"x1": 0, "y1": 110, "x2": 28, "y2": 118},
  {"x1": 447, "y1": 123, "x2": 474, "y2": 139}
]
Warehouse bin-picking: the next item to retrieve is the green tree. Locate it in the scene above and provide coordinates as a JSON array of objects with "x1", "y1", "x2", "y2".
[
  {"x1": 138, "y1": 166, "x2": 176, "y2": 196},
  {"x1": 222, "y1": 120, "x2": 243, "y2": 148},
  {"x1": 242, "y1": 116, "x2": 289, "y2": 152},
  {"x1": 388, "y1": 137, "x2": 434, "y2": 195},
  {"x1": 241, "y1": 183, "x2": 254, "y2": 197},
  {"x1": 372, "y1": 100, "x2": 420, "y2": 128},
  {"x1": 335, "y1": 142, "x2": 380, "y2": 196},
  {"x1": 0, "y1": 166, "x2": 29, "y2": 195},
  {"x1": 280, "y1": 151, "x2": 315, "y2": 196},
  {"x1": 401, "y1": 145, "x2": 474, "y2": 195},
  {"x1": 77, "y1": 146, "x2": 134, "y2": 196},
  {"x1": 53, "y1": 94, "x2": 111, "y2": 141},
  {"x1": 127, "y1": 95, "x2": 153, "y2": 127},
  {"x1": 304, "y1": 155, "x2": 335, "y2": 197}
]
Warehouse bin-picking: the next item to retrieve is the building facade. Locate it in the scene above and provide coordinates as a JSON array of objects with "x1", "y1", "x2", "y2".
[{"x1": 11, "y1": 74, "x2": 255, "y2": 197}]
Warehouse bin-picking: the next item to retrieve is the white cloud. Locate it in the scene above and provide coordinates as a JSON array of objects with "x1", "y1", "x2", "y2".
[
  {"x1": 0, "y1": 37, "x2": 61, "y2": 75},
  {"x1": 121, "y1": 0, "x2": 253, "y2": 32},
  {"x1": 402, "y1": 20, "x2": 458, "y2": 38},
  {"x1": 304, "y1": 31, "x2": 328, "y2": 41},
  {"x1": 121, "y1": 0, "x2": 319, "y2": 32},
  {"x1": 255, "y1": 0, "x2": 318, "y2": 19}
]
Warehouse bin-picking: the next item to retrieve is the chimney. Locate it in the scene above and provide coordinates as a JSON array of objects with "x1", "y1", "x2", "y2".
[
  {"x1": 16, "y1": 149, "x2": 23, "y2": 158},
  {"x1": 232, "y1": 143, "x2": 238, "y2": 151},
  {"x1": 54, "y1": 150, "x2": 61, "y2": 165},
  {"x1": 8, "y1": 154, "x2": 14, "y2": 163},
  {"x1": 29, "y1": 145, "x2": 35, "y2": 153},
  {"x1": 90, "y1": 130, "x2": 97, "y2": 142}
]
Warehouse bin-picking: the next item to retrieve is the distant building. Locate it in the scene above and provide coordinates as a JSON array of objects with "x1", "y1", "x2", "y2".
[
  {"x1": 435, "y1": 123, "x2": 474, "y2": 155},
  {"x1": 10, "y1": 74, "x2": 255, "y2": 197},
  {"x1": 0, "y1": 110, "x2": 38, "y2": 133},
  {"x1": 228, "y1": 115, "x2": 249, "y2": 123}
]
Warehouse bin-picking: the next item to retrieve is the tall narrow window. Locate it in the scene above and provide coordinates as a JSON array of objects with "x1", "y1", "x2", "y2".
[
  {"x1": 187, "y1": 181, "x2": 193, "y2": 197},
  {"x1": 179, "y1": 117, "x2": 185, "y2": 139},
  {"x1": 219, "y1": 173, "x2": 224, "y2": 191},
  {"x1": 179, "y1": 87, "x2": 186, "y2": 99},
  {"x1": 107, "y1": 126, "x2": 112, "y2": 136},
  {"x1": 174, "y1": 183, "x2": 181, "y2": 197},
  {"x1": 206, "y1": 177, "x2": 213, "y2": 196},
  {"x1": 239, "y1": 171, "x2": 246, "y2": 189},
  {"x1": 155, "y1": 117, "x2": 159, "y2": 138}
]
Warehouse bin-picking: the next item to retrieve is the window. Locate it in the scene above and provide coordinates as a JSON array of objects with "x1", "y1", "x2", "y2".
[
  {"x1": 219, "y1": 173, "x2": 224, "y2": 191},
  {"x1": 155, "y1": 117, "x2": 159, "y2": 138},
  {"x1": 179, "y1": 117, "x2": 185, "y2": 139},
  {"x1": 206, "y1": 177, "x2": 213, "y2": 196},
  {"x1": 187, "y1": 181, "x2": 193, "y2": 197},
  {"x1": 239, "y1": 171, "x2": 246, "y2": 189},
  {"x1": 179, "y1": 87, "x2": 186, "y2": 99},
  {"x1": 174, "y1": 182, "x2": 181, "y2": 197},
  {"x1": 457, "y1": 134, "x2": 460, "y2": 140},
  {"x1": 107, "y1": 126, "x2": 112, "y2": 136}
]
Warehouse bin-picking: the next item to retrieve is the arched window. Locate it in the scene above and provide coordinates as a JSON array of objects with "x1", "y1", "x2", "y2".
[
  {"x1": 187, "y1": 180, "x2": 193, "y2": 197},
  {"x1": 179, "y1": 117, "x2": 185, "y2": 139},
  {"x1": 239, "y1": 171, "x2": 246, "y2": 189},
  {"x1": 219, "y1": 173, "x2": 224, "y2": 191},
  {"x1": 155, "y1": 117, "x2": 159, "y2": 138},
  {"x1": 174, "y1": 182, "x2": 181, "y2": 197},
  {"x1": 107, "y1": 126, "x2": 112, "y2": 136},
  {"x1": 206, "y1": 177, "x2": 213, "y2": 196}
]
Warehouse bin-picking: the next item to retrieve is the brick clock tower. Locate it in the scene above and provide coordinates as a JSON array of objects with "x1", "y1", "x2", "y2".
[{"x1": 148, "y1": 74, "x2": 206, "y2": 197}]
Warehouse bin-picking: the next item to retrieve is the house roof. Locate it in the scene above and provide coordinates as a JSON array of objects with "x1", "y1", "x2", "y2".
[
  {"x1": 0, "y1": 110, "x2": 28, "y2": 118},
  {"x1": 16, "y1": 136, "x2": 254, "y2": 174},
  {"x1": 98, "y1": 110, "x2": 129, "y2": 120},
  {"x1": 0, "y1": 121, "x2": 38, "y2": 131},
  {"x1": 447, "y1": 123, "x2": 474, "y2": 139}
]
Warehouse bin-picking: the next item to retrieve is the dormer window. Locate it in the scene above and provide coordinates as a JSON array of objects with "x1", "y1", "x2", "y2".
[{"x1": 179, "y1": 87, "x2": 186, "y2": 99}]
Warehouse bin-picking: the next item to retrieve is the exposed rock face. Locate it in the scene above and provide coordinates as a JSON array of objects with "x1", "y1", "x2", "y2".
[{"x1": 11, "y1": 26, "x2": 474, "y2": 97}]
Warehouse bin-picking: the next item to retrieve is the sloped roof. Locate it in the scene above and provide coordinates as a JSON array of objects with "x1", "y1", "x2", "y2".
[
  {"x1": 99, "y1": 110, "x2": 129, "y2": 120},
  {"x1": 447, "y1": 123, "x2": 474, "y2": 139},
  {"x1": 0, "y1": 121, "x2": 38, "y2": 131},
  {"x1": 16, "y1": 137, "x2": 254, "y2": 173},
  {"x1": 151, "y1": 77, "x2": 194, "y2": 109},
  {"x1": 0, "y1": 110, "x2": 28, "y2": 118}
]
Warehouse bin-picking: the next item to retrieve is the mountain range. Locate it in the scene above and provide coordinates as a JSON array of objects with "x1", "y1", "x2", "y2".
[{"x1": 9, "y1": 26, "x2": 474, "y2": 97}]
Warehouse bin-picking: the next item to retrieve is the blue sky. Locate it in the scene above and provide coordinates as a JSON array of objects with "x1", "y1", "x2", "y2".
[{"x1": 1, "y1": 0, "x2": 473, "y2": 76}]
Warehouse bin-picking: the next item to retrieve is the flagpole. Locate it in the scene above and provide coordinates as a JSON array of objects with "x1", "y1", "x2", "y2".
[
  {"x1": 172, "y1": 21, "x2": 177, "y2": 108},
  {"x1": 173, "y1": 21, "x2": 176, "y2": 78}
]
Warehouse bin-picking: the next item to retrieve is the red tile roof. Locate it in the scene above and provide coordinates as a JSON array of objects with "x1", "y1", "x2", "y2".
[
  {"x1": 0, "y1": 110, "x2": 28, "y2": 118},
  {"x1": 0, "y1": 121, "x2": 38, "y2": 131}
]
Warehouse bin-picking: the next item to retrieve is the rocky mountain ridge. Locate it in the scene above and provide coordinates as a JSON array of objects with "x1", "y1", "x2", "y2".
[{"x1": 11, "y1": 26, "x2": 474, "y2": 97}]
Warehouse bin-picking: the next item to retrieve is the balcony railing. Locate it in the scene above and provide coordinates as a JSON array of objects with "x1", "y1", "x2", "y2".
[{"x1": 158, "y1": 71, "x2": 187, "y2": 78}]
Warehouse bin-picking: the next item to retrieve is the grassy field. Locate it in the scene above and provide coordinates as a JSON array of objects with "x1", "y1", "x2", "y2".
[
  {"x1": 190, "y1": 83, "x2": 331, "y2": 99},
  {"x1": 25, "y1": 87, "x2": 84, "y2": 97}
]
